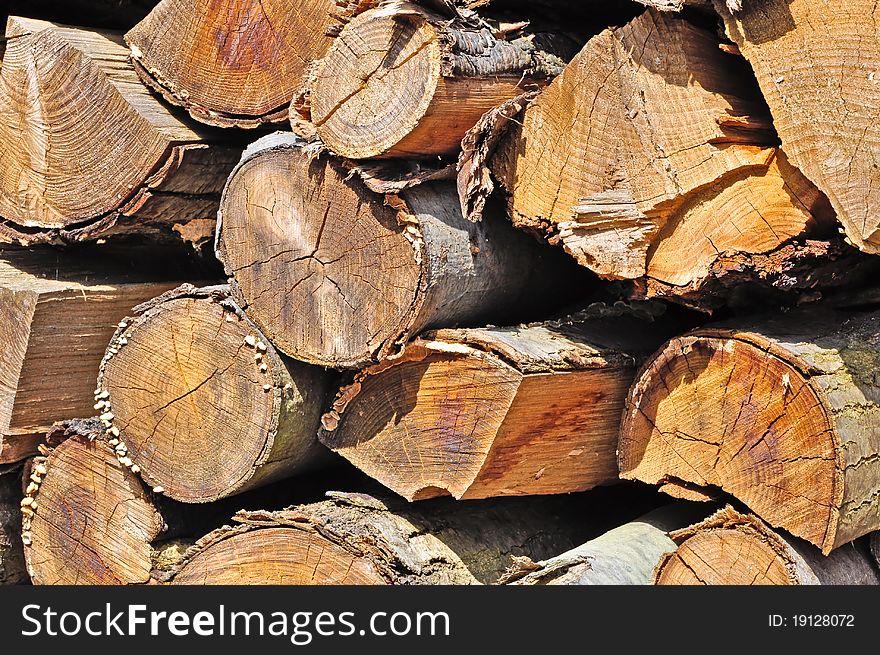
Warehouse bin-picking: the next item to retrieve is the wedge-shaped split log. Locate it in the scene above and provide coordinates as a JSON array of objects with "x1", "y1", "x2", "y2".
[
  {"x1": 655, "y1": 506, "x2": 880, "y2": 585},
  {"x1": 217, "y1": 133, "x2": 589, "y2": 369},
  {"x1": 97, "y1": 285, "x2": 332, "y2": 502},
  {"x1": 468, "y1": 9, "x2": 833, "y2": 291},
  {"x1": 304, "y1": 3, "x2": 575, "y2": 159},
  {"x1": 714, "y1": 0, "x2": 880, "y2": 254},
  {"x1": 619, "y1": 307, "x2": 880, "y2": 554},
  {"x1": 126, "y1": 0, "x2": 339, "y2": 128},
  {"x1": 320, "y1": 314, "x2": 674, "y2": 500},
  {"x1": 0, "y1": 247, "x2": 184, "y2": 463},
  {"x1": 0, "y1": 17, "x2": 239, "y2": 245}
]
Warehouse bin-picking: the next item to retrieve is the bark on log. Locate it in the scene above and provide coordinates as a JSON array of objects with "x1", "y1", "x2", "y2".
[
  {"x1": 96, "y1": 285, "x2": 332, "y2": 502},
  {"x1": 166, "y1": 491, "x2": 613, "y2": 585},
  {"x1": 619, "y1": 306, "x2": 880, "y2": 554},
  {"x1": 655, "y1": 506, "x2": 880, "y2": 585},
  {"x1": 303, "y1": 2, "x2": 577, "y2": 159},
  {"x1": 125, "y1": 0, "x2": 339, "y2": 129},
  {"x1": 0, "y1": 247, "x2": 185, "y2": 463},
  {"x1": 216, "y1": 132, "x2": 591, "y2": 369},
  {"x1": 0, "y1": 465, "x2": 27, "y2": 584},
  {"x1": 504, "y1": 504, "x2": 710, "y2": 585},
  {"x1": 715, "y1": 0, "x2": 880, "y2": 255},
  {"x1": 464, "y1": 9, "x2": 834, "y2": 290},
  {"x1": 0, "y1": 17, "x2": 239, "y2": 245},
  {"x1": 319, "y1": 311, "x2": 672, "y2": 500}
]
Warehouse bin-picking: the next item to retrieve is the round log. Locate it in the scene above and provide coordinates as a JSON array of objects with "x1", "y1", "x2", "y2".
[
  {"x1": 307, "y1": 4, "x2": 571, "y2": 159},
  {"x1": 655, "y1": 506, "x2": 880, "y2": 585},
  {"x1": 97, "y1": 285, "x2": 331, "y2": 503},
  {"x1": 217, "y1": 132, "x2": 586, "y2": 369},
  {"x1": 125, "y1": 0, "x2": 338, "y2": 128},
  {"x1": 619, "y1": 307, "x2": 880, "y2": 554}
]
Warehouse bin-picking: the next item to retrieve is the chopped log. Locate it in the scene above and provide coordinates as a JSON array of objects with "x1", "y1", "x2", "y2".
[
  {"x1": 0, "y1": 247, "x2": 186, "y2": 463},
  {"x1": 216, "y1": 132, "x2": 590, "y2": 369},
  {"x1": 618, "y1": 306, "x2": 880, "y2": 554},
  {"x1": 319, "y1": 311, "x2": 673, "y2": 500},
  {"x1": 303, "y1": 3, "x2": 576, "y2": 159},
  {"x1": 503, "y1": 504, "x2": 710, "y2": 585},
  {"x1": 715, "y1": 0, "x2": 880, "y2": 254},
  {"x1": 466, "y1": 9, "x2": 834, "y2": 289},
  {"x1": 97, "y1": 285, "x2": 332, "y2": 502},
  {"x1": 655, "y1": 506, "x2": 880, "y2": 585},
  {"x1": 0, "y1": 465, "x2": 27, "y2": 584},
  {"x1": 870, "y1": 533, "x2": 880, "y2": 569},
  {"x1": 0, "y1": 17, "x2": 240, "y2": 245},
  {"x1": 23, "y1": 419, "x2": 364, "y2": 584},
  {"x1": 166, "y1": 491, "x2": 612, "y2": 585},
  {"x1": 125, "y1": 0, "x2": 338, "y2": 129}
]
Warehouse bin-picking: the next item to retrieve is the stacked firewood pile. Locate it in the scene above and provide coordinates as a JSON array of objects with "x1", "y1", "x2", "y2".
[{"x1": 1, "y1": 0, "x2": 879, "y2": 586}]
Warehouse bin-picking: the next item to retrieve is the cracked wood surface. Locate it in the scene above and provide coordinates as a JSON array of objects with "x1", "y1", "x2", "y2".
[
  {"x1": 0, "y1": 247, "x2": 183, "y2": 463},
  {"x1": 168, "y1": 491, "x2": 605, "y2": 584},
  {"x1": 217, "y1": 132, "x2": 588, "y2": 369},
  {"x1": 619, "y1": 306, "x2": 880, "y2": 554},
  {"x1": 319, "y1": 314, "x2": 670, "y2": 500},
  {"x1": 715, "y1": 0, "x2": 880, "y2": 254},
  {"x1": 481, "y1": 9, "x2": 833, "y2": 289},
  {"x1": 97, "y1": 284, "x2": 332, "y2": 502},
  {"x1": 304, "y1": 2, "x2": 576, "y2": 159},
  {"x1": 655, "y1": 506, "x2": 880, "y2": 585},
  {"x1": 126, "y1": 0, "x2": 338, "y2": 128},
  {"x1": 0, "y1": 17, "x2": 240, "y2": 245}
]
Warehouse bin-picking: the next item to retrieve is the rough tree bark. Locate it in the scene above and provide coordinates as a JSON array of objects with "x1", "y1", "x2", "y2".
[
  {"x1": 97, "y1": 285, "x2": 332, "y2": 503},
  {"x1": 0, "y1": 247, "x2": 184, "y2": 463},
  {"x1": 125, "y1": 0, "x2": 340, "y2": 128},
  {"x1": 502, "y1": 504, "x2": 710, "y2": 585},
  {"x1": 0, "y1": 465, "x2": 27, "y2": 584},
  {"x1": 655, "y1": 506, "x2": 880, "y2": 585},
  {"x1": 0, "y1": 17, "x2": 239, "y2": 245},
  {"x1": 460, "y1": 9, "x2": 834, "y2": 293},
  {"x1": 619, "y1": 306, "x2": 880, "y2": 554},
  {"x1": 216, "y1": 132, "x2": 589, "y2": 369},
  {"x1": 715, "y1": 0, "x2": 880, "y2": 254},
  {"x1": 166, "y1": 491, "x2": 607, "y2": 585},
  {"x1": 319, "y1": 309, "x2": 672, "y2": 500},
  {"x1": 302, "y1": 2, "x2": 577, "y2": 159}
]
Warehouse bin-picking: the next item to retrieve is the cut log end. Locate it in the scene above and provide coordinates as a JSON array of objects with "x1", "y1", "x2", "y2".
[
  {"x1": 218, "y1": 139, "x2": 422, "y2": 368},
  {"x1": 25, "y1": 434, "x2": 163, "y2": 585},
  {"x1": 309, "y1": 8, "x2": 533, "y2": 159},
  {"x1": 620, "y1": 333, "x2": 839, "y2": 552},
  {"x1": 170, "y1": 525, "x2": 387, "y2": 585},
  {"x1": 98, "y1": 286, "x2": 328, "y2": 502},
  {"x1": 125, "y1": 0, "x2": 336, "y2": 128}
]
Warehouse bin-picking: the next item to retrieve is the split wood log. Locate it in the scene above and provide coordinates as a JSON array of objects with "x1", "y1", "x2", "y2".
[
  {"x1": 464, "y1": 9, "x2": 834, "y2": 289},
  {"x1": 217, "y1": 132, "x2": 590, "y2": 369},
  {"x1": 97, "y1": 285, "x2": 332, "y2": 503},
  {"x1": 0, "y1": 17, "x2": 240, "y2": 245},
  {"x1": 0, "y1": 465, "x2": 27, "y2": 584},
  {"x1": 619, "y1": 306, "x2": 880, "y2": 554},
  {"x1": 303, "y1": 2, "x2": 577, "y2": 159},
  {"x1": 319, "y1": 311, "x2": 673, "y2": 500},
  {"x1": 125, "y1": 0, "x2": 339, "y2": 129},
  {"x1": 655, "y1": 506, "x2": 880, "y2": 585},
  {"x1": 715, "y1": 0, "x2": 880, "y2": 254},
  {"x1": 503, "y1": 504, "x2": 710, "y2": 585},
  {"x1": 0, "y1": 247, "x2": 185, "y2": 463},
  {"x1": 22, "y1": 419, "x2": 360, "y2": 585},
  {"x1": 870, "y1": 533, "x2": 880, "y2": 569},
  {"x1": 166, "y1": 491, "x2": 608, "y2": 585}
]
